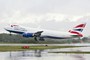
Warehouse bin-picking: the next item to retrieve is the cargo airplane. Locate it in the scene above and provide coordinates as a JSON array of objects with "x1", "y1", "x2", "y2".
[{"x1": 4, "y1": 23, "x2": 86, "y2": 41}]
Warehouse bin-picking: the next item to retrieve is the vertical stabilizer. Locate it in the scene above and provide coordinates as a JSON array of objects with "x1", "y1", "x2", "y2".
[{"x1": 69, "y1": 23, "x2": 86, "y2": 37}]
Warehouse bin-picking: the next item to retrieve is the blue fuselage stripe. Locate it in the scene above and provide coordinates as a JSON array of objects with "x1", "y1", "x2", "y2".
[
  {"x1": 6, "y1": 30, "x2": 24, "y2": 34},
  {"x1": 6, "y1": 30, "x2": 68, "y2": 39},
  {"x1": 42, "y1": 36, "x2": 68, "y2": 39}
]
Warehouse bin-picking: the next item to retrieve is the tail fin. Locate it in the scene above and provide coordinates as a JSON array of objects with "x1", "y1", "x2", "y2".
[{"x1": 69, "y1": 23, "x2": 86, "y2": 37}]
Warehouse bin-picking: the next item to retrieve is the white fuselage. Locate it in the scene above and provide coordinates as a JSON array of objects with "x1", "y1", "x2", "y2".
[
  {"x1": 27, "y1": 28, "x2": 71, "y2": 38},
  {"x1": 4, "y1": 23, "x2": 86, "y2": 41},
  {"x1": 4, "y1": 25, "x2": 73, "y2": 39}
]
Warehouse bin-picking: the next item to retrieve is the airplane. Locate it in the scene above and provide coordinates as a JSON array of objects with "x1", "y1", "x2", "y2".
[{"x1": 4, "y1": 23, "x2": 86, "y2": 41}]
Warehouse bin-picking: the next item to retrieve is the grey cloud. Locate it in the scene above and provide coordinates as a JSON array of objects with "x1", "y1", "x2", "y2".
[
  {"x1": 0, "y1": 0, "x2": 89, "y2": 15},
  {"x1": 0, "y1": 0, "x2": 90, "y2": 36}
]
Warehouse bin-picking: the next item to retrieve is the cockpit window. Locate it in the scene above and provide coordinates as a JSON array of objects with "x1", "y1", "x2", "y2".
[{"x1": 11, "y1": 25, "x2": 18, "y2": 27}]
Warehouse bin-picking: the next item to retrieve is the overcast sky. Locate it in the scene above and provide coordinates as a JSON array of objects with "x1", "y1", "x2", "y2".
[{"x1": 0, "y1": 0, "x2": 90, "y2": 36}]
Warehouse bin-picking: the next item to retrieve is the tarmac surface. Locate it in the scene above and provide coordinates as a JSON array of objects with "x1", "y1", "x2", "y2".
[{"x1": 1, "y1": 46, "x2": 90, "y2": 60}]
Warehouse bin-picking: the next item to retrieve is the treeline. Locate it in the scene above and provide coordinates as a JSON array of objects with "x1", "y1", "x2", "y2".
[
  {"x1": 0, "y1": 33, "x2": 63, "y2": 44},
  {"x1": 0, "y1": 33, "x2": 36, "y2": 43},
  {"x1": 0, "y1": 33, "x2": 89, "y2": 44}
]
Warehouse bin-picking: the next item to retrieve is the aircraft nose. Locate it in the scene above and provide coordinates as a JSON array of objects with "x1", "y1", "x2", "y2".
[
  {"x1": 4, "y1": 26, "x2": 11, "y2": 31},
  {"x1": 4, "y1": 27, "x2": 8, "y2": 30}
]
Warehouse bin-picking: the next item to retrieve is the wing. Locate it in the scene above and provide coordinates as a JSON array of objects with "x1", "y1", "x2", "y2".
[{"x1": 33, "y1": 31, "x2": 43, "y2": 41}]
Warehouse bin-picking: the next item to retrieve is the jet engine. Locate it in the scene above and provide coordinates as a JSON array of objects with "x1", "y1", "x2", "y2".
[{"x1": 22, "y1": 33, "x2": 33, "y2": 38}]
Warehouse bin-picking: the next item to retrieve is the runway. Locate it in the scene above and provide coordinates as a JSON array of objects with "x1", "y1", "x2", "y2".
[
  {"x1": 1, "y1": 46, "x2": 90, "y2": 60},
  {"x1": 0, "y1": 43, "x2": 90, "y2": 46}
]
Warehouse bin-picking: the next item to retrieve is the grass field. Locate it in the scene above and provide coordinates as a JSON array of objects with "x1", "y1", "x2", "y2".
[
  {"x1": 0, "y1": 46, "x2": 90, "y2": 54},
  {"x1": 49, "y1": 51, "x2": 90, "y2": 54},
  {"x1": 0, "y1": 46, "x2": 80, "y2": 51}
]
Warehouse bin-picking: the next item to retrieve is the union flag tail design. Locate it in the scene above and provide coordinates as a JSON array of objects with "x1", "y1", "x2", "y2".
[{"x1": 69, "y1": 23, "x2": 86, "y2": 37}]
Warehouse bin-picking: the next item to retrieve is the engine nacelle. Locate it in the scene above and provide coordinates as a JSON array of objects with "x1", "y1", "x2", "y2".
[{"x1": 23, "y1": 33, "x2": 33, "y2": 38}]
